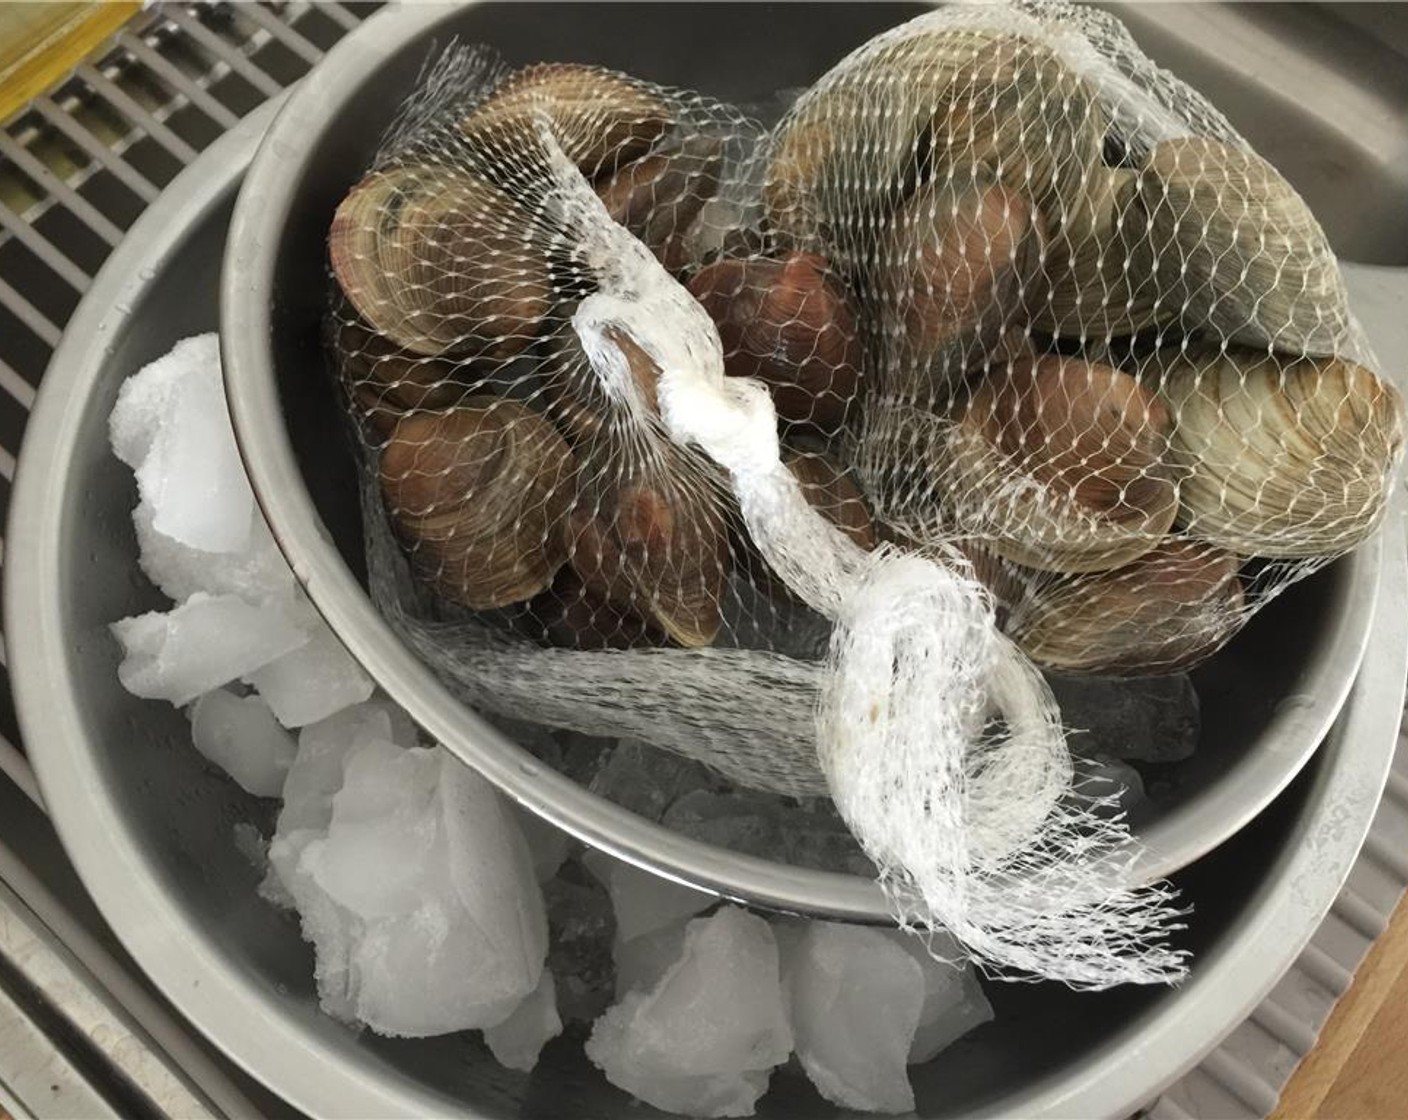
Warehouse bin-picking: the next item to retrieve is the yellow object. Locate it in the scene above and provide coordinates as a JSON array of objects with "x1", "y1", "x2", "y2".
[{"x1": 0, "y1": 1, "x2": 140, "y2": 124}]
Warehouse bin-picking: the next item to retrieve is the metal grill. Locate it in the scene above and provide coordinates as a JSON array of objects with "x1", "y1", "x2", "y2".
[{"x1": 0, "y1": 0, "x2": 376, "y2": 808}]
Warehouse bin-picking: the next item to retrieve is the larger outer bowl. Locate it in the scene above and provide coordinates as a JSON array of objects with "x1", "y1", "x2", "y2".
[
  {"x1": 8, "y1": 90, "x2": 1408, "y2": 1120},
  {"x1": 220, "y1": 1, "x2": 1382, "y2": 918}
]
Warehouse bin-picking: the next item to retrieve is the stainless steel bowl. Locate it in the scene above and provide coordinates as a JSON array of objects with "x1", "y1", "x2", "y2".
[
  {"x1": 219, "y1": 1, "x2": 1386, "y2": 918},
  {"x1": 8, "y1": 82, "x2": 1408, "y2": 1120}
]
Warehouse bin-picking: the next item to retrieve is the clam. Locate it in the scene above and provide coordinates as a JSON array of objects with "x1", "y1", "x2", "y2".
[
  {"x1": 877, "y1": 170, "x2": 1044, "y2": 405},
  {"x1": 764, "y1": 27, "x2": 1104, "y2": 258},
  {"x1": 596, "y1": 134, "x2": 724, "y2": 273},
  {"x1": 948, "y1": 355, "x2": 1178, "y2": 572},
  {"x1": 784, "y1": 451, "x2": 877, "y2": 550},
  {"x1": 1005, "y1": 540, "x2": 1247, "y2": 675},
  {"x1": 378, "y1": 399, "x2": 577, "y2": 609},
  {"x1": 536, "y1": 321, "x2": 662, "y2": 446},
  {"x1": 687, "y1": 252, "x2": 863, "y2": 433},
  {"x1": 461, "y1": 63, "x2": 673, "y2": 181},
  {"x1": 1137, "y1": 137, "x2": 1352, "y2": 355},
  {"x1": 524, "y1": 569, "x2": 663, "y2": 650},
  {"x1": 329, "y1": 165, "x2": 551, "y2": 359},
  {"x1": 564, "y1": 474, "x2": 730, "y2": 648},
  {"x1": 1160, "y1": 349, "x2": 1405, "y2": 557},
  {"x1": 1028, "y1": 165, "x2": 1169, "y2": 340}
]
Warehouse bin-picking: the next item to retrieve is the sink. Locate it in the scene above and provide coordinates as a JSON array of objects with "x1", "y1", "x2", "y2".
[{"x1": 1109, "y1": 2, "x2": 1408, "y2": 266}]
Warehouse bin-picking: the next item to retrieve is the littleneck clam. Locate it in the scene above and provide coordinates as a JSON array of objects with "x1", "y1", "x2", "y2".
[
  {"x1": 329, "y1": 164, "x2": 551, "y2": 359},
  {"x1": 564, "y1": 473, "x2": 731, "y2": 648},
  {"x1": 948, "y1": 355, "x2": 1178, "y2": 573},
  {"x1": 784, "y1": 451, "x2": 877, "y2": 550},
  {"x1": 378, "y1": 400, "x2": 577, "y2": 610},
  {"x1": 1004, "y1": 540, "x2": 1246, "y2": 675},
  {"x1": 595, "y1": 133, "x2": 724, "y2": 273},
  {"x1": 1160, "y1": 350, "x2": 1405, "y2": 558},
  {"x1": 878, "y1": 170, "x2": 1044, "y2": 405},
  {"x1": 1138, "y1": 137, "x2": 1353, "y2": 356},
  {"x1": 525, "y1": 569, "x2": 663, "y2": 651},
  {"x1": 687, "y1": 252, "x2": 863, "y2": 433},
  {"x1": 461, "y1": 63, "x2": 673, "y2": 181},
  {"x1": 764, "y1": 27, "x2": 1103, "y2": 259}
]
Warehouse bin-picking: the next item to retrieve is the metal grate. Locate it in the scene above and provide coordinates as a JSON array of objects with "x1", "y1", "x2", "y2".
[{"x1": 0, "y1": 0, "x2": 377, "y2": 805}]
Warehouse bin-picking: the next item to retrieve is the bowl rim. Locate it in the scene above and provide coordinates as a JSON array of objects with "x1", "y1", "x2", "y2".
[
  {"x1": 6, "y1": 38, "x2": 1407, "y2": 1120},
  {"x1": 217, "y1": 0, "x2": 1382, "y2": 913}
]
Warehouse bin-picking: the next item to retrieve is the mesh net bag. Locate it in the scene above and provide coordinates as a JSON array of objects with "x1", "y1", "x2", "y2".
[{"x1": 323, "y1": 1, "x2": 1405, "y2": 987}]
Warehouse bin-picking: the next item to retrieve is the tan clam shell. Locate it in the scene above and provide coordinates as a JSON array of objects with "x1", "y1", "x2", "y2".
[
  {"x1": 1139, "y1": 137, "x2": 1353, "y2": 356},
  {"x1": 378, "y1": 399, "x2": 577, "y2": 610},
  {"x1": 1029, "y1": 165, "x2": 1171, "y2": 340},
  {"x1": 1004, "y1": 540, "x2": 1247, "y2": 675},
  {"x1": 1160, "y1": 350, "x2": 1405, "y2": 558},
  {"x1": 329, "y1": 165, "x2": 551, "y2": 359},
  {"x1": 461, "y1": 63, "x2": 672, "y2": 180},
  {"x1": 764, "y1": 28, "x2": 1104, "y2": 259},
  {"x1": 877, "y1": 170, "x2": 1045, "y2": 405},
  {"x1": 948, "y1": 355, "x2": 1179, "y2": 573}
]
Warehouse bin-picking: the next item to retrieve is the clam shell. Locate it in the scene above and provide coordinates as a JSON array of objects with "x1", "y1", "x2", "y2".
[
  {"x1": 764, "y1": 28, "x2": 1104, "y2": 262},
  {"x1": 524, "y1": 569, "x2": 664, "y2": 650},
  {"x1": 1005, "y1": 540, "x2": 1247, "y2": 675},
  {"x1": 329, "y1": 165, "x2": 551, "y2": 359},
  {"x1": 687, "y1": 252, "x2": 862, "y2": 434},
  {"x1": 948, "y1": 355, "x2": 1178, "y2": 573},
  {"x1": 596, "y1": 134, "x2": 724, "y2": 273},
  {"x1": 1139, "y1": 137, "x2": 1353, "y2": 356},
  {"x1": 378, "y1": 399, "x2": 577, "y2": 609},
  {"x1": 784, "y1": 451, "x2": 877, "y2": 550},
  {"x1": 877, "y1": 170, "x2": 1045, "y2": 405},
  {"x1": 461, "y1": 63, "x2": 672, "y2": 181},
  {"x1": 564, "y1": 473, "x2": 730, "y2": 648},
  {"x1": 1160, "y1": 350, "x2": 1405, "y2": 557}
]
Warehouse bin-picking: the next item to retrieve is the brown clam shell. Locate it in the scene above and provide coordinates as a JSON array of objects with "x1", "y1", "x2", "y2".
[
  {"x1": 378, "y1": 399, "x2": 577, "y2": 609},
  {"x1": 1005, "y1": 540, "x2": 1247, "y2": 675},
  {"x1": 784, "y1": 451, "x2": 877, "y2": 551},
  {"x1": 596, "y1": 134, "x2": 724, "y2": 273},
  {"x1": 461, "y1": 63, "x2": 673, "y2": 180},
  {"x1": 949, "y1": 355, "x2": 1178, "y2": 573},
  {"x1": 687, "y1": 252, "x2": 863, "y2": 434}
]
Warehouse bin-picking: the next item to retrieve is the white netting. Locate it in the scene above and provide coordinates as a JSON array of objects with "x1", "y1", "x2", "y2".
[{"x1": 323, "y1": 2, "x2": 1403, "y2": 987}]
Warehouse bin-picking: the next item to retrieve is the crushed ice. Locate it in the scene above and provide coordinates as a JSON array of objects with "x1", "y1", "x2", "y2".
[{"x1": 107, "y1": 334, "x2": 1012, "y2": 1112}]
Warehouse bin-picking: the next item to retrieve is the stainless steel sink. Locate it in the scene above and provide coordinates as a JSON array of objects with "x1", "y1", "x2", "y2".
[
  {"x1": 4, "y1": 4, "x2": 1408, "y2": 1119},
  {"x1": 1110, "y1": 2, "x2": 1408, "y2": 266}
]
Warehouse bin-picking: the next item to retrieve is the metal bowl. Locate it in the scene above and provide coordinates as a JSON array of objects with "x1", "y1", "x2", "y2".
[
  {"x1": 218, "y1": 1, "x2": 1383, "y2": 919},
  {"x1": 8, "y1": 87, "x2": 1408, "y2": 1120}
]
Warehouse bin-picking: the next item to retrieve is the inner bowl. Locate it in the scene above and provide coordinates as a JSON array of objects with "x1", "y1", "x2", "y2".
[{"x1": 220, "y1": 0, "x2": 1383, "y2": 918}]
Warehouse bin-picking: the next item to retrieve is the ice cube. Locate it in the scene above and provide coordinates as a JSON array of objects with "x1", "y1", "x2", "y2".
[
  {"x1": 884, "y1": 930, "x2": 994, "y2": 1064},
  {"x1": 231, "y1": 821, "x2": 268, "y2": 870},
  {"x1": 783, "y1": 921, "x2": 924, "y2": 1113},
  {"x1": 133, "y1": 501, "x2": 295, "y2": 606},
  {"x1": 112, "y1": 593, "x2": 309, "y2": 707},
  {"x1": 1049, "y1": 673, "x2": 1200, "y2": 764},
  {"x1": 304, "y1": 738, "x2": 440, "y2": 918},
  {"x1": 190, "y1": 688, "x2": 297, "y2": 797},
  {"x1": 583, "y1": 850, "x2": 714, "y2": 943},
  {"x1": 267, "y1": 726, "x2": 550, "y2": 1037},
  {"x1": 484, "y1": 969, "x2": 563, "y2": 1073},
  {"x1": 245, "y1": 626, "x2": 375, "y2": 728},
  {"x1": 664, "y1": 790, "x2": 874, "y2": 876},
  {"x1": 544, "y1": 864, "x2": 617, "y2": 1023},
  {"x1": 614, "y1": 921, "x2": 688, "y2": 998},
  {"x1": 514, "y1": 806, "x2": 572, "y2": 884},
  {"x1": 589, "y1": 739, "x2": 724, "y2": 821},
  {"x1": 585, "y1": 906, "x2": 792, "y2": 1118},
  {"x1": 110, "y1": 333, "x2": 255, "y2": 553}
]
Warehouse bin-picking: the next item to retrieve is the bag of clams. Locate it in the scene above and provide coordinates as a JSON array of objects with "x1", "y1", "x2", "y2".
[{"x1": 325, "y1": 1, "x2": 1404, "y2": 987}]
